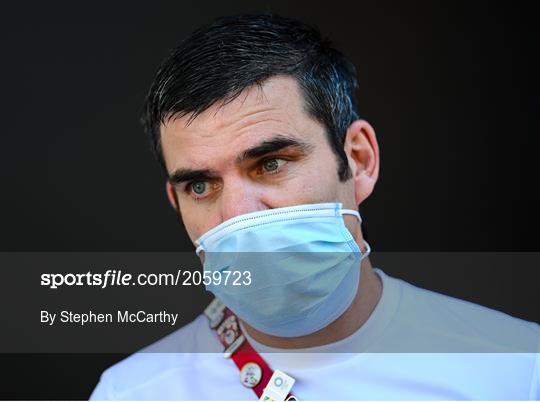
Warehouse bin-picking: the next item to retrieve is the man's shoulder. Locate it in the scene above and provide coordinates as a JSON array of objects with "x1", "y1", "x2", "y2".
[
  {"x1": 383, "y1": 271, "x2": 540, "y2": 353},
  {"x1": 91, "y1": 314, "x2": 221, "y2": 400}
]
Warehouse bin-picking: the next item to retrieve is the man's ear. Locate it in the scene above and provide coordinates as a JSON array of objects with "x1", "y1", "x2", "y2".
[
  {"x1": 343, "y1": 120, "x2": 380, "y2": 205},
  {"x1": 165, "y1": 181, "x2": 179, "y2": 211}
]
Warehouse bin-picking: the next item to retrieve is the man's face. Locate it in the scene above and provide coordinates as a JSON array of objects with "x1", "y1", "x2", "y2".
[{"x1": 160, "y1": 76, "x2": 364, "y2": 243}]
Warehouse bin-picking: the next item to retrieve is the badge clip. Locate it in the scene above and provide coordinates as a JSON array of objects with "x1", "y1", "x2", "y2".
[{"x1": 259, "y1": 369, "x2": 296, "y2": 401}]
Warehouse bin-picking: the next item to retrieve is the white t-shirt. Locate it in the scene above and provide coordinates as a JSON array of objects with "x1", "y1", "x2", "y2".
[{"x1": 90, "y1": 269, "x2": 540, "y2": 400}]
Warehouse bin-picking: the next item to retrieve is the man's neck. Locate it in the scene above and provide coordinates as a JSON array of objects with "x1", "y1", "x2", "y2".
[{"x1": 239, "y1": 258, "x2": 382, "y2": 349}]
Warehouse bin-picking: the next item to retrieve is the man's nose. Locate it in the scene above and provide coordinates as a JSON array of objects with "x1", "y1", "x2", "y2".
[{"x1": 219, "y1": 179, "x2": 268, "y2": 223}]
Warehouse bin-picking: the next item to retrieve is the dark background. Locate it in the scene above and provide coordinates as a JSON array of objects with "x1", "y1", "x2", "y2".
[{"x1": 1, "y1": 0, "x2": 538, "y2": 399}]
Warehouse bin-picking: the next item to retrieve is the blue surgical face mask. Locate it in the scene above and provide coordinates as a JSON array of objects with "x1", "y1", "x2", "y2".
[{"x1": 194, "y1": 202, "x2": 370, "y2": 338}]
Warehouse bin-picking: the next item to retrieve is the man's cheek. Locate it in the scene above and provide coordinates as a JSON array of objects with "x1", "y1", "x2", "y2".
[
  {"x1": 188, "y1": 215, "x2": 222, "y2": 240},
  {"x1": 296, "y1": 173, "x2": 335, "y2": 201},
  {"x1": 179, "y1": 210, "x2": 203, "y2": 241}
]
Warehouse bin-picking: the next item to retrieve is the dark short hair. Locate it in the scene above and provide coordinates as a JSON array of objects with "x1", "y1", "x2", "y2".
[{"x1": 141, "y1": 13, "x2": 360, "y2": 180}]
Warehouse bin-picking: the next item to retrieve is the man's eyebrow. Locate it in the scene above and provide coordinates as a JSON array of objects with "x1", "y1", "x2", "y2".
[
  {"x1": 168, "y1": 168, "x2": 219, "y2": 185},
  {"x1": 168, "y1": 136, "x2": 312, "y2": 185},
  {"x1": 237, "y1": 135, "x2": 313, "y2": 162}
]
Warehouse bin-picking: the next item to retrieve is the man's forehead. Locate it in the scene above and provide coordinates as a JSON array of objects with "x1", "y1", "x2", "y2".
[
  {"x1": 160, "y1": 76, "x2": 320, "y2": 170},
  {"x1": 163, "y1": 76, "x2": 303, "y2": 134}
]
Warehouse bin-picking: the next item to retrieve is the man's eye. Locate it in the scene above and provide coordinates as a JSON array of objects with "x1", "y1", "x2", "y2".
[
  {"x1": 261, "y1": 158, "x2": 285, "y2": 173},
  {"x1": 190, "y1": 181, "x2": 207, "y2": 195}
]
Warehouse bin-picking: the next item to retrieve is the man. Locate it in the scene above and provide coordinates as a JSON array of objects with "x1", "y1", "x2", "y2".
[{"x1": 91, "y1": 14, "x2": 539, "y2": 400}]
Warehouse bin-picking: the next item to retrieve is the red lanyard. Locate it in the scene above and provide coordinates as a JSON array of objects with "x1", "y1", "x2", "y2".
[{"x1": 204, "y1": 299, "x2": 296, "y2": 400}]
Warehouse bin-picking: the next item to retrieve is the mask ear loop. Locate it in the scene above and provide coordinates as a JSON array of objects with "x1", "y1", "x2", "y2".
[
  {"x1": 195, "y1": 245, "x2": 204, "y2": 256},
  {"x1": 339, "y1": 208, "x2": 362, "y2": 223},
  {"x1": 360, "y1": 240, "x2": 371, "y2": 259},
  {"x1": 339, "y1": 209, "x2": 371, "y2": 257}
]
